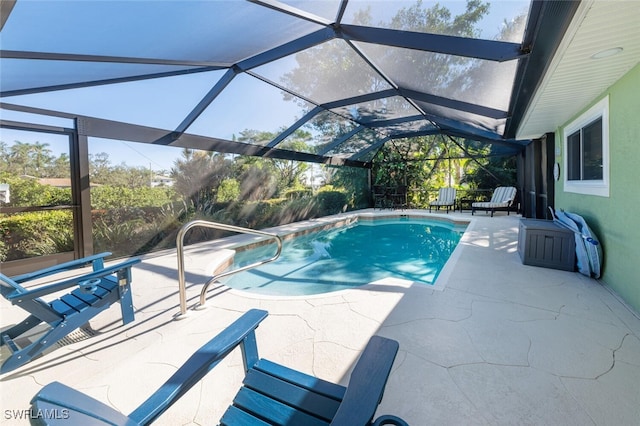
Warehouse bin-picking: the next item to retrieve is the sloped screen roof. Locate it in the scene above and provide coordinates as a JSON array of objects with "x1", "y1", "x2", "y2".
[{"x1": 1, "y1": 0, "x2": 549, "y2": 167}]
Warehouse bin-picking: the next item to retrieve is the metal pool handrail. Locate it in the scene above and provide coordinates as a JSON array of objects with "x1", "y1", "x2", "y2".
[{"x1": 176, "y1": 220, "x2": 283, "y2": 316}]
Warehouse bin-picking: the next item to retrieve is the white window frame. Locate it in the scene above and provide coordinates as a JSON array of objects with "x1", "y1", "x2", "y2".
[{"x1": 563, "y1": 96, "x2": 609, "y2": 197}]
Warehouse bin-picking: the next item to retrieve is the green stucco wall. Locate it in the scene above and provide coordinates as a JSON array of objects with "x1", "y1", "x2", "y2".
[{"x1": 555, "y1": 62, "x2": 640, "y2": 313}]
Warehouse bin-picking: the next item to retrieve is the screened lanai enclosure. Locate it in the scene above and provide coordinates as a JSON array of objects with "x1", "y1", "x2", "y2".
[{"x1": 0, "y1": 0, "x2": 578, "y2": 273}]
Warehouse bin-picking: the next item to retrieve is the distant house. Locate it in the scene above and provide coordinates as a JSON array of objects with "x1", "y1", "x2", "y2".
[
  {"x1": 37, "y1": 178, "x2": 72, "y2": 188},
  {"x1": 0, "y1": 183, "x2": 9, "y2": 203},
  {"x1": 151, "y1": 175, "x2": 174, "y2": 187},
  {"x1": 33, "y1": 177, "x2": 100, "y2": 188}
]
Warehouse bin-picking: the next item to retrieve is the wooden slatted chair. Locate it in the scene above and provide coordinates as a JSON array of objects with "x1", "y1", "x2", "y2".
[
  {"x1": 1, "y1": 252, "x2": 140, "y2": 373},
  {"x1": 31, "y1": 309, "x2": 408, "y2": 426}
]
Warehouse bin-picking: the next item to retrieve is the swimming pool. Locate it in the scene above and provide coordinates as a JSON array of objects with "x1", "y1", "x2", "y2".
[{"x1": 221, "y1": 217, "x2": 466, "y2": 296}]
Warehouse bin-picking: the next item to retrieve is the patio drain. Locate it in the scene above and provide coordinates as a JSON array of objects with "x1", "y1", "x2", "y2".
[{"x1": 57, "y1": 326, "x2": 96, "y2": 347}]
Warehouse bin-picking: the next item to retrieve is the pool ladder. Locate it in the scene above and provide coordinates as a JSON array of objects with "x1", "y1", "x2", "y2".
[{"x1": 176, "y1": 220, "x2": 283, "y2": 317}]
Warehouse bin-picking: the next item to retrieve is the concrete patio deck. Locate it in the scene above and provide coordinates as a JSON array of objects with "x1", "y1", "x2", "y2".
[{"x1": 1, "y1": 210, "x2": 639, "y2": 425}]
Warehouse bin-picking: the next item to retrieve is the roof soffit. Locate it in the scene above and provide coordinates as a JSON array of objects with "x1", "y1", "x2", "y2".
[{"x1": 516, "y1": 0, "x2": 640, "y2": 139}]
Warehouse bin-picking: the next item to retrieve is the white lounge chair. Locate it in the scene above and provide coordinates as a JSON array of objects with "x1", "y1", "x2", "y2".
[
  {"x1": 429, "y1": 187, "x2": 456, "y2": 213},
  {"x1": 471, "y1": 186, "x2": 517, "y2": 217}
]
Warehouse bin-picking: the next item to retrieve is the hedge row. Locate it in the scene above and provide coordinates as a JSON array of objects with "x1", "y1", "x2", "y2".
[{"x1": 1, "y1": 191, "x2": 351, "y2": 261}]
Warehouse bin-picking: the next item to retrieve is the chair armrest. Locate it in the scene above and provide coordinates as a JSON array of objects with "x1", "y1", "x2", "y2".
[
  {"x1": 128, "y1": 309, "x2": 269, "y2": 425},
  {"x1": 31, "y1": 381, "x2": 137, "y2": 426},
  {"x1": 11, "y1": 252, "x2": 112, "y2": 283},
  {"x1": 5, "y1": 258, "x2": 140, "y2": 302},
  {"x1": 330, "y1": 336, "x2": 400, "y2": 426}
]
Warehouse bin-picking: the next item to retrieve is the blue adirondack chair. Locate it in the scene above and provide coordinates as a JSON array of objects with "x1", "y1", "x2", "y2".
[
  {"x1": 1, "y1": 252, "x2": 140, "y2": 373},
  {"x1": 31, "y1": 309, "x2": 408, "y2": 426}
]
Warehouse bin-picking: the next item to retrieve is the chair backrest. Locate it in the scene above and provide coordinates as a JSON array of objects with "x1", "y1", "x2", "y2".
[
  {"x1": 490, "y1": 186, "x2": 516, "y2": 204},
  {"x1": 438, "y1": 187, "x2": 456, "y2": 203}
]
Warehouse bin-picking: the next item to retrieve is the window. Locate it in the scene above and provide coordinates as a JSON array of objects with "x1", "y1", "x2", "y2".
[
  {"x1": 563, "y1": 97, "x2": 609, "y2": 197},
  {"x1": 567, "y1": 117, "x2": 603, "y2": 180}
]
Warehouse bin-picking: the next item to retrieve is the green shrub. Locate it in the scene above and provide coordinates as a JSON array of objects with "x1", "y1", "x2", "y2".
[
  {"x1": 91, "y1": 185, "x2": 175, "y2": 209},
  {"x1": 0, "y1": 210, "x2": 73, "y2": 261},
  {"x1": 91, "y1": 204, "x2": 186, "y2": 256},
  {"x1": 313, "y1": 190, "x2": 348, "y2": 216},
  {"x1": 277, "y1": 197, "x2": 315, "y2": 224},
  {"x1": 283, "y1": 188, "x2": 312, "y2": 200},
  {"x1": 217, "y1": 178, "x2": 240, "y2": 202},
  {"x1": 0, "y1": 173, "x2": 71, "y2": 207},
  {"x1": 237, "y1": 199, "x2": 286, "y2": 229}
]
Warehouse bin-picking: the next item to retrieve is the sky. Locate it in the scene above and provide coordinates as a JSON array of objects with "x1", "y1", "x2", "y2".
[
  {"x1": 1, "y1": 0, "x2": 530, "y2": 172},
  {"x1": 0, "y1": 124, "x2": 189, "y2": 173}
]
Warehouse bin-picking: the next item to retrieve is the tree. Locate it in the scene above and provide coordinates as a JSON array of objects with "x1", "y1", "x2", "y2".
[
  {"x1": 233, "y1": 129, "x2": 312, "y2": 198},
  {"x1": 171, "y1": 150, "x2": 233, "y2": 211},
  {"x1": 88, "y1": 152, "x2": 156, "y2": 188},
  {"x1": 236, "y1": 159, "x2": 278, "y2": 201},
  {"x1": 217, "y1": 178, "x2": 240, "y2": 202},
  {"x1": 89, "y1": 152, "x2": 112, "y2": 183},
  {"x1": 373, "y1": 134, "x2": 466, "y2": 185},
  {"x1": 48, "y1": 153, "x2": 70, "y2": 178},
  {"x1": 8, "y1": 141, "x2": 34, "y2": 175},
  {"x1": 30, "y1": 141, "x2": 53, "y2": 175},
  {"x1": 271, "y1": 132, "x2": 312, "y2": 192},
  {"x1": 326, "y1": 165, "x2": 369, "y2": 208},
  {"x1": 1, "y1": 140, "x2": 72, "y2": 179},
  {"x1": 0, "y1": 142, "x2": 10, "y2": 174},
  {"x1": 461, "y1": 151, "x2": 517, "y2": 189}
]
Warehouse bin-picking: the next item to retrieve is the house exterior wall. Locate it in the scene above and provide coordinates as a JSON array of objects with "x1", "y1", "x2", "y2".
[{"x1": 554, "y1": 62, "x2": 640, "y2": 312}]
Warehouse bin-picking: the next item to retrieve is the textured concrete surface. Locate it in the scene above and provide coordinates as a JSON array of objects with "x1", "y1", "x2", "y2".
[{"x1": 2, "y1": 210, "x2": 639, "y2": 425}]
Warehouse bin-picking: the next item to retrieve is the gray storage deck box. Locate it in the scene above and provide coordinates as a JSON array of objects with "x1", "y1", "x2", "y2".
[{"x1": 518, "y1": 219, "x2": 575, "y2": 271}]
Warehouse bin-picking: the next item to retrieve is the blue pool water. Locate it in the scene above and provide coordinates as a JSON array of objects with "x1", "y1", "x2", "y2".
[{"x1": 223, "y1": 218, "x2": 466, "y2": 296}]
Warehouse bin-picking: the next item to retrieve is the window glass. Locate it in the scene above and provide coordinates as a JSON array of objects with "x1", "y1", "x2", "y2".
[
  {"x1": 567, "y1": 130, "x2": 581, "y2": 181},
  {"x1": 0, "y1": 130, "x2": 72, "y2": 208},
  {"x1": 0, "y1": 129, "x2": 75, "y2": 262},
  {"x1": 583, "y1": 118, "x2": 603, "y2": 180},
  {"x1": 87, "y1": 137, "x2": 184, "y2": 256},
  {"x1": 566, "y1": 118, "x2": 603, "y2": 182}
]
